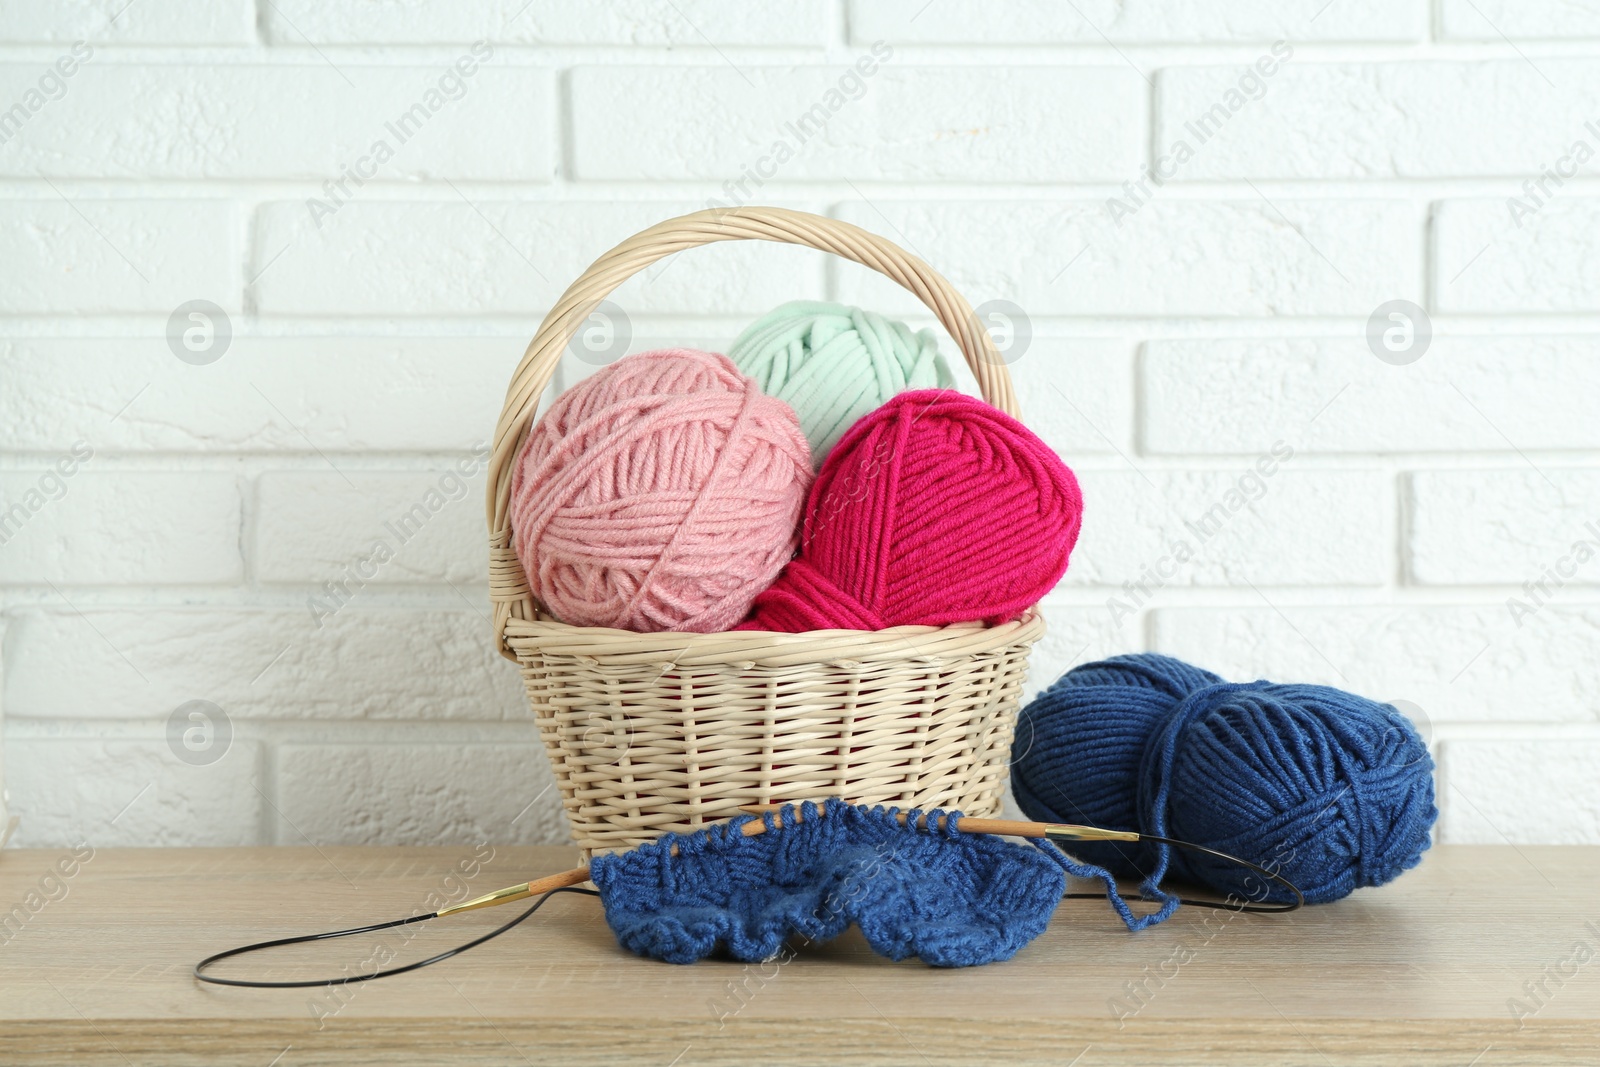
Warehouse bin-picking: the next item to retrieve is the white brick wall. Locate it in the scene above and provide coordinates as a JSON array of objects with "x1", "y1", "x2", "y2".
[
  {"x1": 3, "y1": 4, "x2": 1598, "y2": 850},
  {"x1": 0, "y1": 1, "x2": 255, "y2": 45},
  {"x1": 830, "y1": 199, "x2": 1426, "y2": 317},
  {"x1": 0, "y1": 62, "x2": 553, "y2": 179},
  {"x1": 0, "y1": 200, "x2": 238, "y2": 314},
  {"x1": 569, "y1": 65, "x2": 1146, "y2": 182},
  {"x1": 1434, "y1": 199, "x2": 1600, "y2": 313},
  {"x1": 1153, "y1": 61, "x2": 1600, "y2": 180}
]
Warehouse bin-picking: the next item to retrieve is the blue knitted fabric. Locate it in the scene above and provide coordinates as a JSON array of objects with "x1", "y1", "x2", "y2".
[
  {"x1": 589, "y1": 799, "x2": 1110, "y2": 967},
  {"x1": 1011, "y1": 652, "x2": 1437, "y2": 907}
]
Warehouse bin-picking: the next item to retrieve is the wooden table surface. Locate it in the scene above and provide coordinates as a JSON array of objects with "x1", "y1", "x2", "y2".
[{"x1": 1, "y1": 843, "x2": 1596, "y2": 1066}]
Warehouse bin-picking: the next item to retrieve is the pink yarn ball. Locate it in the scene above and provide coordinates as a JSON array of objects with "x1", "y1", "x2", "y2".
[{"x1": 509, "y1": 348, "x2": 813, "y2": 633}]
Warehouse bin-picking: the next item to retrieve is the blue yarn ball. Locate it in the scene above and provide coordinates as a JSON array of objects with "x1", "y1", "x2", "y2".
[{"x1": 1010, "y1": 653, "x2": 1437, "y2": 905}]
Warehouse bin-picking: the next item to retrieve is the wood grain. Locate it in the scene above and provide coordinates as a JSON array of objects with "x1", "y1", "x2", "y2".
[{"x1": 2, "y1": 843, "x2": 1596, "y2": 1065}]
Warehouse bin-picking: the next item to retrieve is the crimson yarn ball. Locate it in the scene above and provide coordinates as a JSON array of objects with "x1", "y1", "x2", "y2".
[
  {"x1": 738, "y1": 390, "x2": 1083, "y2": 632},
  {"x1": 509, "y1": 348, "x2": 813, "y2": 633}
]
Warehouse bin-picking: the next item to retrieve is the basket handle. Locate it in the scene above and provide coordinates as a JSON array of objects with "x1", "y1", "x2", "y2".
[{"x1": 485, "y1": 206, "x2": 1016, "y2": 639}]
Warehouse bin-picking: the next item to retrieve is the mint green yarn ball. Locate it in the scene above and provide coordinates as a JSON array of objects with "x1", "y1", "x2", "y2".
[{"x1": 727, "y1": 301, "x2": 956, "y2": 464}]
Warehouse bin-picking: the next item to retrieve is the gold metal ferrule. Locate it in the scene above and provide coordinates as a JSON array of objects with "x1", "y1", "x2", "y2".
[
  {"x1": 435, "y1": 882, "x2": 533, "y2": 918},
  {"x1": 1044, "y1": 825, "x2": 1141, "y2": 844}
]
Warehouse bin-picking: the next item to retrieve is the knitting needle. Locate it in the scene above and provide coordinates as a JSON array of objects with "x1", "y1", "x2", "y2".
[
  {"x1": 436, "y1": 816, "x2": 775, "y2": 917},
  {"x1": 738, "y1": 803, "x2": 1141, "y2": 844},
  {"x1": 435, "y1": 805, "x2": 1140, "y2": 918}
]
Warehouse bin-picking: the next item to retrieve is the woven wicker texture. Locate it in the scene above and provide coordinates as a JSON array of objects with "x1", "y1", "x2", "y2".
[{"x1": 487, "y1": 207, "x2": 1046, "y2": 857}]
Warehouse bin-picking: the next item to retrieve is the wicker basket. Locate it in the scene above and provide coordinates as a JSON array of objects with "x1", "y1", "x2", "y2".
[{"x1": 486, "y1": 206, "x2": 1046, "y2": 858}]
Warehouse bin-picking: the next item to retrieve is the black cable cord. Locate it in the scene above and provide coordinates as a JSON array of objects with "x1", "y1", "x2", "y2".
[
  {"x1": 1060, "y1": 833, "x2": 1304, "y2": 915},
  {"x1": 193, "y1": 886, "x2": 600, "y2": 989}
]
